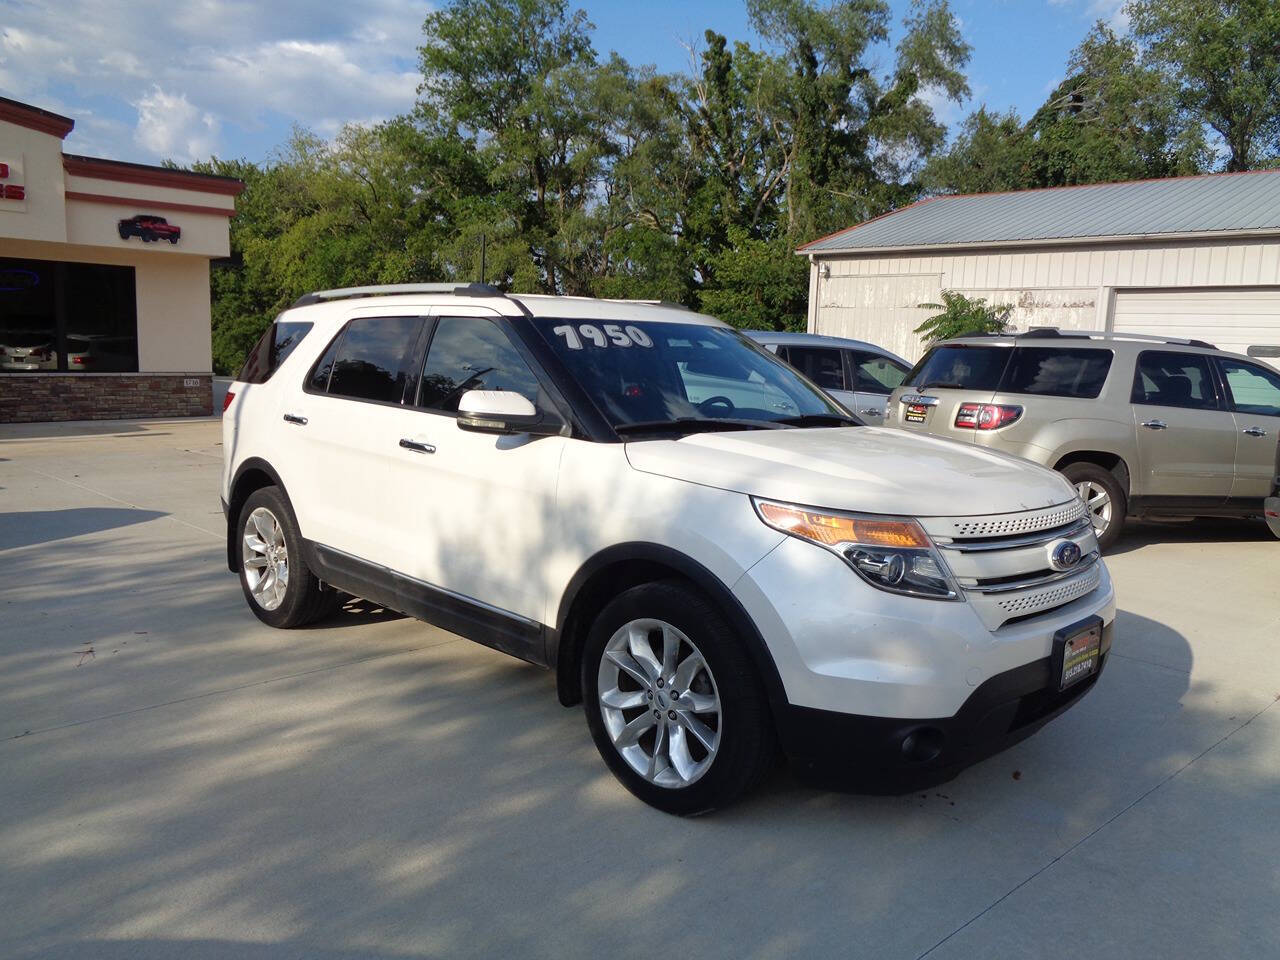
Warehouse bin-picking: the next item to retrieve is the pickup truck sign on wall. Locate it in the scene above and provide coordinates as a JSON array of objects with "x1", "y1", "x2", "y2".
[{"x1": 118, "y1": 214, "x2": 181, "y2": 244}]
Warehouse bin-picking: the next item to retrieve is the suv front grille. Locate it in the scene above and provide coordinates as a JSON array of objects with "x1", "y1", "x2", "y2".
[
  {"x1": 921, "y1": 501, "x2": 1101, "y2": 631},
  {"x1": 950, "y1": 500, "x2": 1085, "y2": 538}
]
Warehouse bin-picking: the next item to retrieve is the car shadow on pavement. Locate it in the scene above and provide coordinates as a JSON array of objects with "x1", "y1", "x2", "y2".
[
  {"x1": 0, "y1": 507, "x2": 165, "y2": 551},
  {"x1": 1107, "y1": 516, "x2": 1273, "y2": 555}
]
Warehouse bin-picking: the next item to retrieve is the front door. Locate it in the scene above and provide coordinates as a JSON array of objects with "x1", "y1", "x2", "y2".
[
  {"x1": 1130, "y1": 350, "x2": 1237, "y2": 499},
  {"x1": 846, "y1": 349, "x2": 910, "y2": 421},
  {"x1": 1217, "y1": 357, "x2": 1280, "y2": 500},
  {"x1": 403, "y1": 310, "x2": 568, "y2": 624}
]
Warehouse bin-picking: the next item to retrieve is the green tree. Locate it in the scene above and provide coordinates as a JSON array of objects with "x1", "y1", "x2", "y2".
[
  {"x1": 914, "y1": 290, "x2": 1011, "y2": 342},
  {"x1": 1128, "y1": 0, "x2": 1280, "y2": 171}
]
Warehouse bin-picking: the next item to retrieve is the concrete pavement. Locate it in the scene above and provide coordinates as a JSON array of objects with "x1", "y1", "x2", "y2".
[{"x1": 1, "y1": 418, "x2": 1277, "y2": 959}]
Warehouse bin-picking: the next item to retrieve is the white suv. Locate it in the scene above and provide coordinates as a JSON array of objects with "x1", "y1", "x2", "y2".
[{"x1": 222, "y1": 284, "x2": 1116, "y2": 814}]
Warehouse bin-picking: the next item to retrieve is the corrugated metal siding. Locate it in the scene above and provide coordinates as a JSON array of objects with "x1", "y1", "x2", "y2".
[
  {"x1": 811, "y1": 238, "x2": 1280, "y2": 362},
  {"x1": 802, "y1": 171, "x2": 1280, "y2": 253},
  {"x1": 1114, "y1": 288, "x2": 1280, "y2": 368}
]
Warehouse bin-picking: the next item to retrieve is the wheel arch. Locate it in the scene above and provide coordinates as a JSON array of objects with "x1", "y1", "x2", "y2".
[
  {"x1": 549, "y1": 543, "x2": 787, "y2": 711},
  {"x1": 1053, "y1": 449, "x2": 1131, "y2": 500},
  {"x1": 225, "y1": 458, "x2": 290, "y2": 571}
]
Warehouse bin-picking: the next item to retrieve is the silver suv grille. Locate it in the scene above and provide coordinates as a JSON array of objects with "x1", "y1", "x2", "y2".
[{"x1": 921, "y1": 501, "x2": 1101, "y2": 631}]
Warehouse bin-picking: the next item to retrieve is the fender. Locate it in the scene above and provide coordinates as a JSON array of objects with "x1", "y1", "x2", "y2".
[
  {"x1": 550, "y1": 542, "x2": 788, "y2": 709},
  {"x1": 224, "y1": 457, "x2": 290, "y2": 571}
]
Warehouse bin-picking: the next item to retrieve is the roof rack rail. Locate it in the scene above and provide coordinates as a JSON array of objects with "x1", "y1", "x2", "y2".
[{"x1": 290, "y1": 282, "x2": 507, "y2": 308}]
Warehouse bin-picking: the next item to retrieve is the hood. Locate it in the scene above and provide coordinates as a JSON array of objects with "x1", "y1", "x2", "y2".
[{"x1": 625, "y1": 426, "x2": 1076, "y2": 518}]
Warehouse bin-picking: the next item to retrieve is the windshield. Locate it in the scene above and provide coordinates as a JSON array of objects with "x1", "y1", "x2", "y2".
[{"x1": 531, "y1": 319, "x2": 850, "y2": 431}]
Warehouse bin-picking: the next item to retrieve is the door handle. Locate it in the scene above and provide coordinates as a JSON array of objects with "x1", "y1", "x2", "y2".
[
  {"x1": 1140, "y1": 419, "x2": 1167, "y2": 430},
  {"x1": 282, "y1": 413, "x2": 308, "y2": 426},
  {"x1": 1243, "y1": 426, "x2": 1268, "y2": 437},
  {"x1": 399, "y1": 438, "x2": 436, "y2": 454}
]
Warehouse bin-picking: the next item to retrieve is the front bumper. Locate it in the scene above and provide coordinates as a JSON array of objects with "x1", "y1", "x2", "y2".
[{"x1": 776, "y1": 620, "x2": 1113, "y2": 793}]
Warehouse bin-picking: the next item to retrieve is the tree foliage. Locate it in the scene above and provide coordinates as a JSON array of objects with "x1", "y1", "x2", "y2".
[{"x1": 914, "y1": 291, "x2": 1011, "y2": 343}]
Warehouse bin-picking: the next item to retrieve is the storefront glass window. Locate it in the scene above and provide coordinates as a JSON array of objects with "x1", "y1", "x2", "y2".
[{"x1": 0, "y1": 257, "x2": 138, "y2": 373}]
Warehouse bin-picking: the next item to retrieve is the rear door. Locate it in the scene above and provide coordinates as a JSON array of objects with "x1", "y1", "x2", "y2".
[
  {"x1": 781, "y1": 345, "x2": 857, "y2": 411},
  {"x1": 1129, "y1": 350, "x2": 1237, "y2": 499},
  {"x1": 845, "y1": 349, "x2": 910, "y2": 421},
  {"x1": 1216, "y1": 357, "x2": 1280, "y2": 500},
  {"x1": 277, "y1": 313, "x2": 429, "y2": 572}
]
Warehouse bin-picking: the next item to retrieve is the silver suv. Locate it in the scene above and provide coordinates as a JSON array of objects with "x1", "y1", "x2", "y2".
[
  {"x1": 745, "y1": 331, "x2": 911, "y2": 421},
  {"x1": 886, "y1": 330, "x2": 1280, "y2": 549}
]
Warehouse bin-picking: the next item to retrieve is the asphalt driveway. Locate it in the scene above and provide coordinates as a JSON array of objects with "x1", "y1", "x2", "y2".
[{"x1": 1, "y1": 417, "x2": 1277, "y2": 959}]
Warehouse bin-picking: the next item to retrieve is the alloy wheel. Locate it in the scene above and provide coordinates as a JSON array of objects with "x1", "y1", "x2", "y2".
[
  {"x1": 597, "y1": 618, "x2": 722, "y2": 789},
  {"x1": 1076, "y1": 480, "x2": 1112, "y2": 537},
  {"x1": 242, "y1": 507, "x2": 289, "y2": 611}
]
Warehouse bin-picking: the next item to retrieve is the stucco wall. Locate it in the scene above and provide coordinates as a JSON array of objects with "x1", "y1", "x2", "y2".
[
  {"x1": 808, "y1": 237, "x2": 1280, "y2": 362},
  {"x1": 0, "y1": 120, "x2": 67, "y2": 243}
]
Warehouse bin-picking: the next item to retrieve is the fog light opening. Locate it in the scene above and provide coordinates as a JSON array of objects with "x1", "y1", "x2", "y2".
[{"x1": 900, "y1": 726, "x2": 945, "y2": 763}]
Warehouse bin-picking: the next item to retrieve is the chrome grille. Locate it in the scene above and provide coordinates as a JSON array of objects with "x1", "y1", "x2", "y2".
[
  {"x1": 949, "y1": 500, "x2": 1085, "y2": 539},
  {"x1": 994, "y1": 564, "x2": 1102, "y2": 617}
]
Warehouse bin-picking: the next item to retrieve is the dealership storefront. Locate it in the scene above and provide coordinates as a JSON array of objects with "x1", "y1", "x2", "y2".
[{"x1": 0, "y1": 96, "x2": 242, "y2": 422}]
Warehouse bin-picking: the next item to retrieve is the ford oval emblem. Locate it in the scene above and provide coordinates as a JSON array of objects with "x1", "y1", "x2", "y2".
[{"x1": 1049, "y1": 540, "x2": 1082, "y2": 571}]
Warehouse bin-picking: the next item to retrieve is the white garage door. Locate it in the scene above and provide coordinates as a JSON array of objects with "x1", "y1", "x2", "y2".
[{"x1": 1112, "y1": 288, "x2": 1280, "y2": 369}]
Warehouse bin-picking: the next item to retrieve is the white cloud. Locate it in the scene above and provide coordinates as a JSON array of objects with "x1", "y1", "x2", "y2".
[
  {"x1": 134, "y1": 87, "x2": 220, "y2": 162},
  {"x1": 0, "y1": 0, "x2": 428, "y2": 162},
  {"x1": 1049, "y1": 0, "x2": 1130, "y2": 29}
]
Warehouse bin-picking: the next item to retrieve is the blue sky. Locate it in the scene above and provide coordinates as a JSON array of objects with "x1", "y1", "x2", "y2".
[{"x1": 0, "y1": 0, "x2": 1125, "y2": 166}]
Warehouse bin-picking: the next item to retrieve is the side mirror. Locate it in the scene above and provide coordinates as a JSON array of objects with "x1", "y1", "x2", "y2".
[{"x1": 456, "y1": 389, "x2": 563, "y2": 436}]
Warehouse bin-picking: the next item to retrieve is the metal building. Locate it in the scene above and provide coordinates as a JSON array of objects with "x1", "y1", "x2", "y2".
[{"x1": 797, "y1": 171, "x2": 1280, "y2": 366}]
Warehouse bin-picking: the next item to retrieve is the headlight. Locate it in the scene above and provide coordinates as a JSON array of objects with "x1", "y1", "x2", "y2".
[{"x1": 754, "y1": 499, "x2": 961, "y2": 601}]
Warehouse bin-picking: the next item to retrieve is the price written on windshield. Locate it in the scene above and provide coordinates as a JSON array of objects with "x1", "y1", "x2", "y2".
[{"x1": 553, "y1": 324, "x2": 653, "y2": 350}]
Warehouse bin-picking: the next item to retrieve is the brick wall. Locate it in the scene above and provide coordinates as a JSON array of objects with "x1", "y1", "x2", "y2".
[{"x1": 0, "y1": 374, "x2": 214, "y2": 422}]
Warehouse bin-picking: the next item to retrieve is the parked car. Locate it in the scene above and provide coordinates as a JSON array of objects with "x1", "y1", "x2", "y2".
[
  {"x1": 0, "y1": 330, "x2": 56, "y2": 370},
  {"x1": 745, "y1": 331, "x2": 912, "y2": 421},
  {"x1": 117, "y1": 214, "x2": 181, "y2": 244},
  {"x1": 886, "y1": 329, "x2": 1280, "y2": 549},
  {"x1": 222, "y1": 285, "x2": 1115, "y2": 814}
]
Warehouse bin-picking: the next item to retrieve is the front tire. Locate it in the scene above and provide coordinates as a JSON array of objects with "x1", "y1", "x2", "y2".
[
  {"x1": 236, "y1": 487, "x2": 338, "y2": 627},
  {"x1": 1062, "y1": 462, "x2": 1126, "y2": 551},
  {"x1": 582, "y1": 580, "x2": 774, "y2": 815}
]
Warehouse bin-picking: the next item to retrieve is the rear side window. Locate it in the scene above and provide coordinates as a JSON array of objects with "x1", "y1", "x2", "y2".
[
  {"x1": 1131, "y1": 351, "x2": 1219, "y2": 409},
  {"x1": 783, "y1": 346, "x2": 846, "y2": 390},
  {"x1": 238, "y1": 321, "x2": 313, "y2": 384},
  {"x1": 849, "y1": 351, "x2": 909, "y2": 394},
  {"x1": 907, "y1": 345, "x2": 1010, "y2": 391},
  {"x1": 417, "y1": 315, "x2": 545, "y2": 413},
  {"x1": 322, "y1": 315, "x2": 424, "y2": 404},
  {"x1": 999, "y1": 347, "x2": 1113, "y2": 399}
]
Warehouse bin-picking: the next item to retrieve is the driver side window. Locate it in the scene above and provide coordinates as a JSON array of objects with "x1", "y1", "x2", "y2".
[{"x1": 417, "y1": 316, "x2": 545, "y2": 414}]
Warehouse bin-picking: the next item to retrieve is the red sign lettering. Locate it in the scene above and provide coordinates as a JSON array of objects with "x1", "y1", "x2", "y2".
[
  {"x1": 2, "y1": 185, "x2": 23, "y2": 200},
  {"x1": 0, "y1": 162, "x2": 8, "y2": 178}
]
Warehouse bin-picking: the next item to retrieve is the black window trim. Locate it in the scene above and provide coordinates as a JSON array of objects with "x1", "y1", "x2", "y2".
[
  {"x1": 301, "y1": 314, "x2": 431, "y2": 409},
  {"x1": 1213, "y1": 355, "x2": 1280, "y2": 417},
  {"x1": 1130, "y1": 348, "x2": 1226, "y2": 411}
]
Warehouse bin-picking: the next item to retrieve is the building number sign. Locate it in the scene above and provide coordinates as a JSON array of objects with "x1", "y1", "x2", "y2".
[{"x1": 0, "y1": 162, "x2": 24, "y2": 201}]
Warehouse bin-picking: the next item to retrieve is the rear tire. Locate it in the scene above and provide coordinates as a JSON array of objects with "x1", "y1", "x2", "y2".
[
  {"x1": 582, "y1": 580, "x2": 774, "y2": 815},
  {"x1": 236, "y1": 487, "x2": 339, "y2": 628},
  {"x1": 1062, "y1": 462, "x2": 1126, "y2": 551}
]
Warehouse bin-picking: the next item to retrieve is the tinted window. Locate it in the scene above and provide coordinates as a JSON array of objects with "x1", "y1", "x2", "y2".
[
  {"x1": 1220, "y1": 359, "x2": 1280, "y2": 416},
  {"x1": 784, "y1": 346, "x2": 846, "y2": 390},
  {"x1": 239, "y1": 321, "x2": 313, "y2": 384},
  {"x1": 907, "y1": 345, "x2": 1010, "y2": 391},
  {"x1": 849, "y1": 351, "x2": 909, "y2": 394},
  {"x1": 999, "y1": 347, "x2": 1113, "y2": 398},
  {"x1": 418, "y1": 316, "x2": 544, "y2": 413},
  {"x1": 1131, "y1": 351, "x2": 1219, "y2": 409},
  {"x1": 326, "y1": 315, "x2": 423, "y2": 403}
]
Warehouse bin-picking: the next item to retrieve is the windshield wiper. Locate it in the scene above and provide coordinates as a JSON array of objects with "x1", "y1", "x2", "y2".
[
  {"x1": 614, "y1": 418, "x2": 786, "y2": 437},
  {"x1": 774, "y1": 413, "x2": 860, "y2": 428}
]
